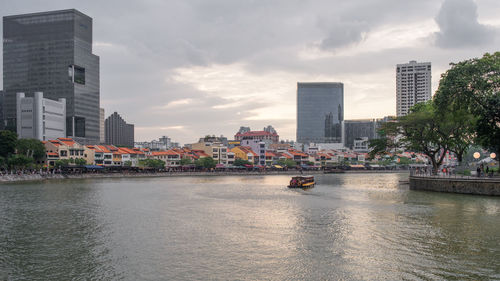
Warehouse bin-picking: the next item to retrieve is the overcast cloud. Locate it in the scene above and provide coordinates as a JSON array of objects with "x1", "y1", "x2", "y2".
[{"x1": 1, "y1": 0, "x2": 499, "y2": 144}]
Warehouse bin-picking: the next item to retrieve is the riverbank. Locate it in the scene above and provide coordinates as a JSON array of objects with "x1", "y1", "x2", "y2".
[
  {"x1": 0, "y1": 169, "x2": 409, "y2": 183},
  {"x1": 409, "y1": 175, "x2": 500, "y2": 196}
]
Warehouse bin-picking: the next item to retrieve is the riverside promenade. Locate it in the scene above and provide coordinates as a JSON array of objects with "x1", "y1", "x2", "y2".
[{"x1": 409, "y1": 173, "x2": 500, "y2": 196}]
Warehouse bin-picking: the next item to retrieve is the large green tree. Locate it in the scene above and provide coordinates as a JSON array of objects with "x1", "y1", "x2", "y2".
[
  {"x1": 434, "y1": 52, "x2": 500, "y2": 160},
  {"x1": 54, "y1": 159, "x2": 70, "y2": 168},
  {"x1": 233, "y1": 158, "x2": 252, "y2": 166},
  {"x1": 0, "y1": 130, "x2": 18, "y2": 158},
  {"x1": 194, "y1": 157, "x2": 217, "y2": 169},
  {"x1": 390, "y1": 102, "x2": 450, "y2": 173},
  {"x1": 16, "y1": 138, "x2": 46, "y2": 162},
  {"x1": 368, "y1": 121, "x2": 401, "y2": 159},
  {"x1": 8, "y1": 154, "x2": 33, "y2": 169},
  {"x1": 74, "y1": 158, "x2": 87, "y2": 166},
  {"x1": 277, "y1": 158, "x2": 296, "y2": 168},
  {"x1": 139, "y1": 159, "x2": 165, "y2": 169},
  {"x1": 180, "y1": 157, "x2": 193, "y2": 165}
]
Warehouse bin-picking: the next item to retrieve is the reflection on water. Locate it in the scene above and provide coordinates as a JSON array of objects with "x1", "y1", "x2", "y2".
[{"x1": 0, "y1": 174, "x2": 499, "y2": 280}]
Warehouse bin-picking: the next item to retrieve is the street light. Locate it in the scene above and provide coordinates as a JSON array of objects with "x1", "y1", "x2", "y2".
[
  {"x1": 473, "y1": 152, "x2": 481, "y2": 159},
  {"x1": 490, "y1": 152, "x2": 497, "y2": 159}
]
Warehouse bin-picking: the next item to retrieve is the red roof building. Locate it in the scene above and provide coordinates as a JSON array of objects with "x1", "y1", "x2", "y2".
[{"x1": 234, "y1": 130, "x2": 279, "y2": 143}]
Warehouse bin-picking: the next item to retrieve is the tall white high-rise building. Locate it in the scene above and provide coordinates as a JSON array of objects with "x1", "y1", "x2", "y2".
[{"x1": 396, "y1": 61, "x2": 432, "y2": 117}]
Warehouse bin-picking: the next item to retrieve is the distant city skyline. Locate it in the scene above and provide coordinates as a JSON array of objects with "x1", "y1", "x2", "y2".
[{"x1": 1, "y1": 0, "x2": 499, "y2": 144}]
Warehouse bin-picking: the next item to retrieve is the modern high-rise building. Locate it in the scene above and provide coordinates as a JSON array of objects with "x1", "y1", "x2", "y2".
[
  {"x1": 100, "y1": 108, "x2": 105, "y2": 143},
  {"x1": 343, "y1": 119, "x2": 381, "y2": 150},
  {"x1": 16, "y1": 92, "x2": 66, "y2": 141},
  {"x1": 105, "y1": 112, "x2": 134, "y2": 147},
  {"x1": 396, "y1": 61, "x2": 431, "y2": 117},
  {"x1": 3, "y1": 9, "x2": 100, "y2": 143},
  {"x1": 0, "y1": 90, "x2": 4, "y2": 130},
  {"x1": 297, "y1": 82, "x2": 344, "y2": 144}
]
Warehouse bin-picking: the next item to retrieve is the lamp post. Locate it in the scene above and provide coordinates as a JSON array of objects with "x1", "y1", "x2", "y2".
[
  {"x1": 473, "y1": 152, "x2": 481, "y2": 160},
  {"x1": 491, "y1": 153, "x2": 498, "y2": 176}
]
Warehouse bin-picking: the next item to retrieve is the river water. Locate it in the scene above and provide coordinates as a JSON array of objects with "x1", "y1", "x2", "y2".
[{"x1": 0, "y1": 173, "x2": 499, "y2": 280}]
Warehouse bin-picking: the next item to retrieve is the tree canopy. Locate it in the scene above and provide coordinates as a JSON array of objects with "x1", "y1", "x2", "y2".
[
  {"x1": 180, "y1": 157, "x2": 193, "y2": 165},
  {"x1": 139, "y1": 159, "x2": 165, "y2": 169},
  {"x1": 434, "y1": 52, "x2": 500, "y2": 160},
  {"x1": 16, "y1": 138, "x2": 46, "y2": 162},
  {"x1": 233, "y1": 158, "x2": 252, "y2": 166},
  {"x1": 278, "y1": 158, "x2": 296, "y2": 167},
  {"x1": 194, "y1": 157, "x2": 217, "y2": 169},
  {"x1": 370, "y1": 52, "x2": 500, "y2": 172},
  {"x1": 0, "y1": 130, "x2": 18, "y2": 158}
]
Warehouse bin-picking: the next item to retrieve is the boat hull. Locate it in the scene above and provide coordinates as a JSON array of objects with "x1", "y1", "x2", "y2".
[{"x1": 288, "y1": 182, "x2": 315, "y2": 188}]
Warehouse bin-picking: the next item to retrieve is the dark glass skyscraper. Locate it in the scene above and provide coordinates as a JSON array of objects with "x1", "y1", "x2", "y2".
[
  {"x1": 3, "y1": 9, "x2": 100, "y2": 143},
  {"x1": 105, "y1": 112, "x2": 134, "y2": 147},
  {"x1": 297, "y1": 82, "x2": 344, "y2": 144}
]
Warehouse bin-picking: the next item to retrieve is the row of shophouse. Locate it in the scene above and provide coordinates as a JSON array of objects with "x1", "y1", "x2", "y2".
[{"x1": 42, "y1": 137, "x2": 430, "y2": 168}]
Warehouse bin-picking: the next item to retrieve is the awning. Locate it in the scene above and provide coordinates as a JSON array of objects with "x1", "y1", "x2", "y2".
[
  {"x1": 273, "y1": 165, "x2": 283, "y2": 169},
  {"x1": 84, "y1": 165, "x2": 104, "y2": 169},
  {"x1": 244, "y1": 164, "x2": 254, "y2": 168},
  {"x1": 216, "y1": 164, "x2": 225, "y2": 168}
]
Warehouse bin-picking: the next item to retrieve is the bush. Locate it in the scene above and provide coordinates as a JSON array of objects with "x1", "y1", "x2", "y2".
[
  {"x1": 234, "y1": 159, "x2": 252, "y2": 166},
  {"x1": 8, "y1": 154, "x2": 33, "y2": 169}
]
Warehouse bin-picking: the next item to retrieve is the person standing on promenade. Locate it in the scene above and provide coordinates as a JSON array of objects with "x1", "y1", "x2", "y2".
[{"x1": 477, "y1": 166, "x2": 481, "y2": 177}]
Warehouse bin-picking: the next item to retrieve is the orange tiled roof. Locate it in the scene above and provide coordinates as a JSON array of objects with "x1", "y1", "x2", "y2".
[
  {"x1": 237, "y1": 146, "x2": 258, "y2": 156},
  {"x1": 95, "y1": 145, "x2": 111, "y2": 153},
  {"x1": 287, "y1": 149, "x2": 308, "y2": 157},
  {"x1": 265, "y1": 151, "x2": 277, "y2": 157},
  {"x1": 57, "y1": 138, "x2": 76, "y2": 146},
  {"x1": 49, "y1": 140, "x2": 61, "y2": 146},
  {"x1": 316, "y1": 152, "x2": 331, "y2": 158},
  {"x1": 276, "y1": 152, "x2": 292, "y2": 159},
  {"x1": 117, "y1": 147, "x2": 143, "y2": 155},
  {"x1": 191, "y1": 150, "x2": 209, "y2": 158}
]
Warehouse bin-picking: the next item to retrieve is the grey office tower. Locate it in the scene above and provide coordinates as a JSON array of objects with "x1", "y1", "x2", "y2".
[
  {"x1": 297, "y1": 82, "x2": 344, "y2": 144},
  {"x1": 3, "y1": 9, "x2": 100, "y2": 144}
]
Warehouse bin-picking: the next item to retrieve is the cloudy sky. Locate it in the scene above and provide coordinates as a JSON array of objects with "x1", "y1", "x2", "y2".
[{"x1": 1, "y1": 0, "x2": 499, "y2": 144}]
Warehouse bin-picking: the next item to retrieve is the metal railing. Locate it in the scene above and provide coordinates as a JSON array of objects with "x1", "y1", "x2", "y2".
[{"x1": 409, "y1": 169, "x2": 499, "y2": 180}]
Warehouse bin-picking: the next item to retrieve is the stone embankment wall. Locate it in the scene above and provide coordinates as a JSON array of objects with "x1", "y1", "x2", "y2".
[
  {"x1": 409, "y1": 176, "x2": 500, "y2": 196},
  {"x1": 0, "y1": 170, "x2": 409, "y2": 183}
]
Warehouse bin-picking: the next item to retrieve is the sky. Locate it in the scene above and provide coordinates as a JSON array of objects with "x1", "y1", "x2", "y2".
[{"x1": 1, "y1": 0, "x2": 499, "y2": 145}]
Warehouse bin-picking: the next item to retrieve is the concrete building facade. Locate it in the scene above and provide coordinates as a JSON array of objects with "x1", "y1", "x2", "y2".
[
  {"x1": 104, "y1": 112, "x2": 134, "y2": 147},
  {"x1": 16, "y1": 92, "x2": 66, "y2": 141},
  {"x1": 396, "y1": 61, "x2": 431, "y2": 117},
  {"x1": 3, "y1": 9, "x2": 100, "y2": 143},
  {"x1": 297, "y1": 82, "x2": 344, "y2": 144},
  {"x1": 240, "y1": 139, "x2": 266, "y2": 166}
]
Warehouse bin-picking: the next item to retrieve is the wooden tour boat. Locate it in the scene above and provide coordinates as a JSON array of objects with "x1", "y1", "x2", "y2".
[{"x1": 288, "y1": 176, "x2": 315, "y2": 188}]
